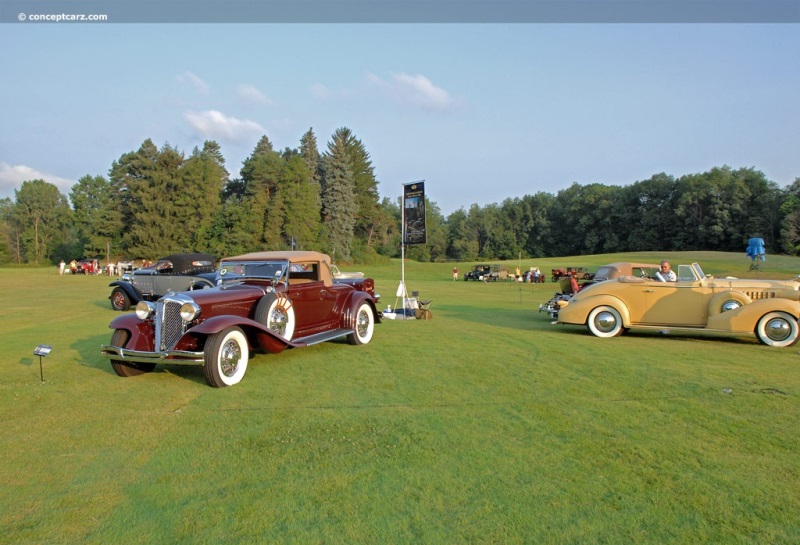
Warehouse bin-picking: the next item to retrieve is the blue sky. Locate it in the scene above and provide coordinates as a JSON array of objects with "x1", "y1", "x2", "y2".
[{"x1": 0, "y1": 23, "x2": 798, "y2": 214}]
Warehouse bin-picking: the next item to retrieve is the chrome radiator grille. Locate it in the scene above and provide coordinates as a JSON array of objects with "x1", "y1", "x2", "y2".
[{"x1": 155, "y1": 298, "x2": 185, "y2": 351}]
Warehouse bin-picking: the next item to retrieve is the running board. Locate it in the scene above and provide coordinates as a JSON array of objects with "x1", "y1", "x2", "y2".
[{"x1": 293, "y1": 328, "x2": 351, "y2": 346}]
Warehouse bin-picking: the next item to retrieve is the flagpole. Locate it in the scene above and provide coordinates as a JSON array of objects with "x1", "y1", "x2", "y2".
[{"x1": 401, "y1": 187, "x2": 406, "y2": 319}]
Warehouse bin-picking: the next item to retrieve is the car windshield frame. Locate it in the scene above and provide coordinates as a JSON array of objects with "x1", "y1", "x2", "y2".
[{"x1": 217, "y1": 260, "x2": 288, "y2": 283}]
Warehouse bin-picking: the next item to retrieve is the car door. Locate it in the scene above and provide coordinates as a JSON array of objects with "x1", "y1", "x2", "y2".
[
  {"x1": 286, "y1": 263, "x2": 338, "y2": 334},
  {"x1": 642, "y1": 273, "x2": 705, "y2": 326}
]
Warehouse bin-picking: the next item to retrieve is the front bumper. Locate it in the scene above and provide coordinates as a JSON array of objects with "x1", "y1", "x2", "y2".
[{"x1": 101, "y1": 345, "x2": 204, "y2": 365}]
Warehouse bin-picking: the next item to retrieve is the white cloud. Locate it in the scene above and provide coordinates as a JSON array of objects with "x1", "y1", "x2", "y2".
[
  {"x1": 310, "y1": 83, "x2": 333, "y2": 100},
  {"x1": 0, "y1": 162, "x2": 75, "y2": 200},
  {"x1": 367, "y1": 72, "x2": 458, "y2": 112},
  {"x1": 237, "y1": 84, "x2": 273, "y2": 106},
  {"x1": 184, "y1": 110, "x2": 265, "y2": 142},
  {"x1": 176, "y1": 71, "x2": 209, "y2": 93}
]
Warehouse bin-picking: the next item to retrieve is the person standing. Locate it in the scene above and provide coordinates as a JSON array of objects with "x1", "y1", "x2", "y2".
[
  {"x1": 59, "y1": 259, "x2": 65, "y2": 275},
  {"x1": 453, "y1": 266, "x2": 459, "y2": 281}
]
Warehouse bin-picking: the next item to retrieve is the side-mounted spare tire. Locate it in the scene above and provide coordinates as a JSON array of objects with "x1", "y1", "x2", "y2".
[
  {"x1": 708, "y1": 291, "x2": 751, "y2": 317},
  {"x1": 254, "y1": 293, "x2": 296, "y2": 341}
]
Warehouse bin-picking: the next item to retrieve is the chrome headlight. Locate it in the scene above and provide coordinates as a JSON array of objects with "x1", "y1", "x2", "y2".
[
  {"x1": 135, "y1": 301, "x2": 155, "y2": 320},
  {"x1": 180, "y1": 301, "x2": 201, "y2": 322}
]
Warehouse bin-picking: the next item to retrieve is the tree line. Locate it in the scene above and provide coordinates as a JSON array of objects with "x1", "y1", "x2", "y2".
[{"x1": 1, "y1": 126, "x2": 799, "y2": 266}]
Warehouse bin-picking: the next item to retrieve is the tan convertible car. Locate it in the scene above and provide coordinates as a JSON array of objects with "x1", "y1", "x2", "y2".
[{"x1": 557, "y1": 262, "x2": 800, "y2": 347}]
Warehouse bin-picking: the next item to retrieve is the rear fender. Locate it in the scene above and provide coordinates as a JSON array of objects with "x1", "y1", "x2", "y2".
[{"x1": 342, "y1": 294, "x2": 381, "y2": 328}]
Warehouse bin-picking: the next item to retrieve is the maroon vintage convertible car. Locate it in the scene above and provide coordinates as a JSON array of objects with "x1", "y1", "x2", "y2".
[{"x1": 101, "y1": 251, "x2": 381, "y2": 387}]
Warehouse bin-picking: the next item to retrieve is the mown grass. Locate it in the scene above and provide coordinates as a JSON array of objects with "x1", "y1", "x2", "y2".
[{"x1": 2, "y1": 252, "x2": 799, "y2": 544}]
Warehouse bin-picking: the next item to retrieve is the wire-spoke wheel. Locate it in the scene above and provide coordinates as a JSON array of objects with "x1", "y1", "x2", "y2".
[{"x1": 204, "y1": 327, "x2": 249, "y2": 387}]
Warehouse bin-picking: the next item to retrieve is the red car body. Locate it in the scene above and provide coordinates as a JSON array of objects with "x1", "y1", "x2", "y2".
[{"x1": 101, "y1": 251, "x2": 381, "y2": 387}]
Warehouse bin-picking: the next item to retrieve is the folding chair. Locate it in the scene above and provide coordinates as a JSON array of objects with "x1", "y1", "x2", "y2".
[{"x1": 411, "y1": 291, "x2": 433, "y2": 320}]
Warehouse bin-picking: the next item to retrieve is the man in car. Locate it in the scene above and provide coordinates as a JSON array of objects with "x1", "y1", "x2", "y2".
[{"x1": 656, "y1": 260, "x2": 677, "y2": 282}]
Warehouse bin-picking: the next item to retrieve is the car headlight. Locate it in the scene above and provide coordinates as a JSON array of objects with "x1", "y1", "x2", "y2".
[
  {"x1": 180, "y1": 302, "x2": 201, "y2": 322},
  {"x1": 135, "y1": 301, "x2": 155, "y2": 320}
]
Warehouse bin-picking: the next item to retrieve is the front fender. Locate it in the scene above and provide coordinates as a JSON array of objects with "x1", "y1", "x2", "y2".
[
  {"x1": 107, "y1": 314, "x2": 155, "y2": 352},
  {"x1": 707, "y1": 298, "x2": 800, "y2": 333},
  {"x1": 188, "y1": 315, "x2": 292, "y2": 354},
  {"x1": 108, "y1": 281, "x2": 142, "y2": 304},
  {"x1": 557, "y1": 294, "x2": 631, "y2": 327}
]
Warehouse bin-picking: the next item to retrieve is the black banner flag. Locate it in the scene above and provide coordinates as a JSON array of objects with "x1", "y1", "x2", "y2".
[{"x1": 402, "y1": 181, "x2": 426, "y2": 245}]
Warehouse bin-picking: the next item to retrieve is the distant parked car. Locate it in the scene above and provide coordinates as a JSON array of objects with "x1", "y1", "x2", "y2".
[
  {"x1": 330, "y1": 264, "x2": 364, "y2": 279},
  {"x1": 464, "y1": 264, "x2": 506, "y2": 282},
  {"x1": 108, "y1": 253, "x2": 216, "y2": 311},
  {"x1": 77, "y1": 258, "x2": 102, "y2": 275},
  {"x1": 557, "y1": 262, "x2": 800, "y2": 346},
  {"x1": 101, "y1": 251, "x2": 381, "y2": 387}
]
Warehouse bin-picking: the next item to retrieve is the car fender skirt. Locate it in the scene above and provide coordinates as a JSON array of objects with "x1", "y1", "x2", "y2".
[
  {"x1": 189, "y1": 315, "x2": 292, "y2": 353},
  {"x1": 557, "y1": 295, "x2": 630, "y2": 327}
]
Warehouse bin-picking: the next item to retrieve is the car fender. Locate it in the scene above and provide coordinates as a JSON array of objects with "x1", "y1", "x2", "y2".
[
  {"x1": 707, "y1": 291, "x2": 752, "y2": 317},
  {"x1": 342, "y1": 293, "x2": 381, "y2": 329},
  {"x1": 557, "y1": 294, "x2": 631, "y2": 327},
  {"x1": 108, "y1": 280, "x2": 142, "y2": 304},
  {"x1": 707, "y1": 298, "x2": 800, "y2": 333},
  {"x1": 107, "y1": 314, "x2": 155, "y2": 352},
  {"x1": 188, "y1": 315, "x2": 293, "y2": 354}
]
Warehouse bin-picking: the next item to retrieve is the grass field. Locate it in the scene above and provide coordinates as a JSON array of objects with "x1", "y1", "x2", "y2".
[{"x1": 2, "y1": 252, "x2": 799, "y2": 544}]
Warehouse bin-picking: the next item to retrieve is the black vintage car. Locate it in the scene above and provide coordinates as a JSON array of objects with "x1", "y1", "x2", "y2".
[
  {"x1": 109, "y1": 253, "x2": 217, "y2": 311},
  {"x1": 464, "y1": 264, "x2": 505, "y2": 282}
]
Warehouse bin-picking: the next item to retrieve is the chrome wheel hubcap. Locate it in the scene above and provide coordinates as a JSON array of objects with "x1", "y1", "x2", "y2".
[
  {"x1": 766, "y1": 318, "x2": 791, "y2": 342},
  {"x1": 595, "y1": 311, "x2": 618, "y2": 333},
  {"x1": 220, "y1": 339, "x2": 241, "y2": 377}
]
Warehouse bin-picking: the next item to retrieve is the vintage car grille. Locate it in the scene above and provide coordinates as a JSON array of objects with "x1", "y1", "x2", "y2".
[{"x1": 155, "y1": 297, "x2": 186, "y2": 351}]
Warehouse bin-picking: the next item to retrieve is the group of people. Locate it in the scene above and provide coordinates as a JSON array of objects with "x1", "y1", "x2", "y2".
[{"x1": 451, "y1": 260, "x2": 678, "y2": 283}]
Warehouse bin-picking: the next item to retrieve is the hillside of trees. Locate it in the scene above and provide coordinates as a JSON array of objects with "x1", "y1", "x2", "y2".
[{"x1": 2, "y1": 126, "x2": 799, "y2": 266}]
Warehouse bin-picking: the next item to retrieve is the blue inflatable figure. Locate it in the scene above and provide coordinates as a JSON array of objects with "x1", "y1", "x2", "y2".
[{"x1": 746, "y1": 237, "x2": 766, "y2": 271}]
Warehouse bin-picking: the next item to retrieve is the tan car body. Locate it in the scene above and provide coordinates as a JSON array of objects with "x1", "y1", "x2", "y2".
[{"x1": 557, "y1": 262, "x2": 800, "y2": 347}]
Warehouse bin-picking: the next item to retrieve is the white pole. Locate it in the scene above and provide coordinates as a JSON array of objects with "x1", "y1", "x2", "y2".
[{"x1": 400, "y1": 189, "x2": 406, "y2": 319}]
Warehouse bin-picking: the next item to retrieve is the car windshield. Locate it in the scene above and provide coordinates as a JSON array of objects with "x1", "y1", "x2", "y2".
[
  {"x1": 594, "y1": 266, "x2": 616, "y2": 280},
  {"x1": 217, "y1": 260, "x2": 287, "y2": 283}
]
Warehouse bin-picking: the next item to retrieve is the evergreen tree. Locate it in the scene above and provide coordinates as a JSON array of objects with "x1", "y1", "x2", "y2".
[
  {"x1": 181, "y1": 141, "x2": 228, "y2": 252},
  {"x1": 240, "y1": 135, "x2": 283, "y2": 249},
  {"x1": 0, "y1": 198, "x2": 14, "y2": 264},
  {"x1": 299, "y1": 128, "x2": 323, "y2": 209},
  {"x1": 328, "y1": 128, "x2": 381, "y2": 250},
  {"x1": 70, "y1": 174, "x2": 115, "y2": 258},
  {"x1": 321, "y1": 132, "x2": 357, "y2": 261},
  {"x1": 12, "y1": 179, "x2": 72, "y2": 263},
  {"x1": 281, "y1": 155, "x2": 321, "y2": 250}
]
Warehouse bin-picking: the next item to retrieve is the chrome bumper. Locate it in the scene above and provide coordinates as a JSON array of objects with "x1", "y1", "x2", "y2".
[{"x1": 100, "y1": 345, "x2": 204, "y2": 365}]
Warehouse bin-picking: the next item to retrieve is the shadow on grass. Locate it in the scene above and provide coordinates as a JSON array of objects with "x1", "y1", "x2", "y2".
[
  {"x1": 553, "y1": 325, "x2": 760, "y2": 347},
  {"x1": 438, "y1": 304, "x2": 541, "y2": 332},
  {"x1": 70, "y1": 332, "x2": 211, "y2": 387}
]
